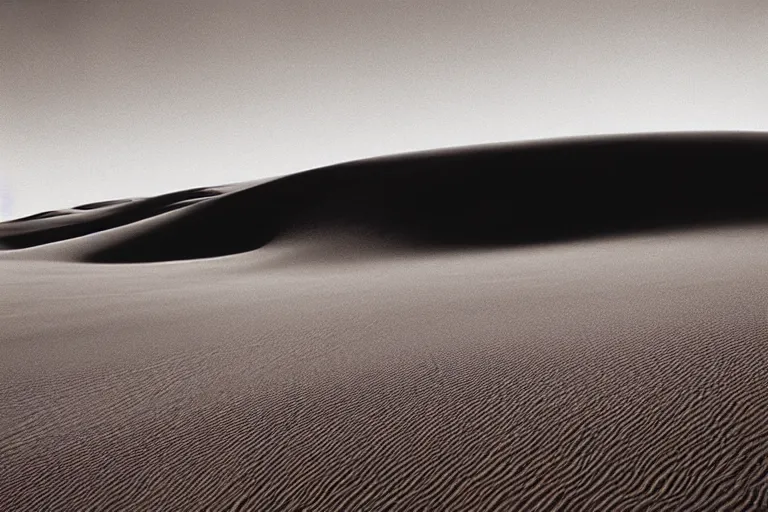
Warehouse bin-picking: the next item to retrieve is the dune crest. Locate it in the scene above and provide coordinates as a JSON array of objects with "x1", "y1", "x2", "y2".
[{"x1": 1, "y1": 132, "x2": 767, "y2": 264}]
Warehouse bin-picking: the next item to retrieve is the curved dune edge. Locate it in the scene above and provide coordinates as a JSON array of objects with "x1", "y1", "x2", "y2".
[
  {"x1": 1, "y1": 132, "x2": 768, "y2": 510},
  {"x1": 1, "y1": 131, "x2": 767, "y2": 264}
]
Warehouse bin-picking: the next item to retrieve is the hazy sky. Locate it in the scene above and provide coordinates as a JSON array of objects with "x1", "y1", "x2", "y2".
[{"x1": 1, "y1": 1, "x2": 767, "y2": 219}]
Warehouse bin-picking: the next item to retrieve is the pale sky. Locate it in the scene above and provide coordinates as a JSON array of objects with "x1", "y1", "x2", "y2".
[{"x1": 1, "y1": 0, "x2": 767, "y2": 219}]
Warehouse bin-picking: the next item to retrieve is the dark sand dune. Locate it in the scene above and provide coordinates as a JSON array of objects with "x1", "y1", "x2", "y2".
[
  {"x1": 0, "y1": 187, "x2": 224, "y2": 248},
  {"x1": 72, "y1": 199, "x2": 138, "y2": 211},
  {"x1": 1, "y1": 133, "x2": 767, "y2": 510},
  {"x1": 3, "y1": 132, "x2": 767, "y2": 264},
  {"x1": 4, "y1": 210, "x2": 79, "y2": 223}
]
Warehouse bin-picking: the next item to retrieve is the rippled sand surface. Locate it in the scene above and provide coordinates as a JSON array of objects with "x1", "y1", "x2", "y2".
[{"x1": 2, "y1": 134, "x2": 767, "y2": 510}]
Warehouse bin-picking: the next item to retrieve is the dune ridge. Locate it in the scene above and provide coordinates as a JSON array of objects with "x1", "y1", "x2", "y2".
[
  {"x1": 2, "y1": 132, "x2": 768, "y2": 264},
  {"x1": 1, "y1": 133, "x2": 767, "y2": 510}
]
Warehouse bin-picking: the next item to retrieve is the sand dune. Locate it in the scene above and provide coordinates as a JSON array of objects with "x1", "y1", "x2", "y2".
[{"x1": 1, "y1": 133, "x2": 767, "y2": 510}]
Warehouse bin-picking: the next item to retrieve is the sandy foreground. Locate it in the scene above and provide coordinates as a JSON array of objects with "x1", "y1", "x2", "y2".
[{"x1": 1, "y1": 134, "x2": 767, "y2": 510}]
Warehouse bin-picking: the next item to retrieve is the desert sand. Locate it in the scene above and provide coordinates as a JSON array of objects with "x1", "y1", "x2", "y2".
[{"x1": 1, "y1": 133, "x2": 767, "y2": 510}]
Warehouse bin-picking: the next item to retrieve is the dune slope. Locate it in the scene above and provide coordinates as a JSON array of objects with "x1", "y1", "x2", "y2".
[{"x1": 1, "y1": 132, "x2": 767, "y2": 263}]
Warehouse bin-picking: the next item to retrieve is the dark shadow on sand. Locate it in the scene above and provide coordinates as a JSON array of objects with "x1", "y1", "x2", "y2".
[{"x1": 2, "y1": 132, "x2": 767, "y2": 263}]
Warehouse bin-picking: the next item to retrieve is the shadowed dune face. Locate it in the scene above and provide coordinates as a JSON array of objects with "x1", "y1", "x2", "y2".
[
  {"x1": 1, "y1": 132, "x2": 767, "y2": 264},
  {"x1": 4, "y1": 210, "x2": 77, "y2": 223},
  {"x1": 0, "y1": 188, "x2": 223, "y2": 248},
  {"x1": 72, "y1": 199, "x2": 137, "y2": 211}
]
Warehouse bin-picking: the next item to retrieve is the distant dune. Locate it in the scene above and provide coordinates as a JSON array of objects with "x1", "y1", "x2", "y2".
[{"x1": 1, "y1": 133, "x2": 767, "y2": 510}]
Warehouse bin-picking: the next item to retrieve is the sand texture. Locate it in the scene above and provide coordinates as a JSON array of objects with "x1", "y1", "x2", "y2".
[{"x1": 1, "y1": 133, "x2": 767, "y2": 510}]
